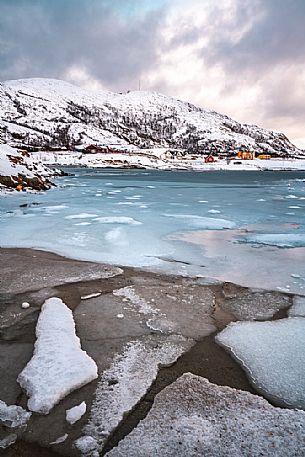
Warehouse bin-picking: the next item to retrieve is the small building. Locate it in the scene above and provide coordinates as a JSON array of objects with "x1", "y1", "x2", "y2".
[
  {"x1": 258, "y1": 154, "x2": 271, "y2": 160},
  {"x1": 84, "y1": 144, "x2": 108, "y2": 154},
  {"x1": 205, "y1": 155, "x2": 215, "y2": 163},
  {"x1": 237, "y1": 151, "x2": 255, "y2": 160}
]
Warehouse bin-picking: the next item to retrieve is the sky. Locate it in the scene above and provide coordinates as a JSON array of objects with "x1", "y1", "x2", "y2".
[{"x1": 0, "y1": 0, "x2": 304, "y2": 148}]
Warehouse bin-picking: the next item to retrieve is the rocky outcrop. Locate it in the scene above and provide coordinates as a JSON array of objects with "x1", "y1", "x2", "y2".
[{"x1": 0, "y1": 144, "x2": 58, "y2": 191}]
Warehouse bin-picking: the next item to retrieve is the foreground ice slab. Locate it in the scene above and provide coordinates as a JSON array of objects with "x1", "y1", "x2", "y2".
[
  {"x1": 216, "y1": 318, "x2": 305, "y2": 409},
  {"x1": 18, "y1": 297, "x2": 98, "y2": 414},
  {"x1": 106, "y1": 373, "x2": 305, "y2": 457},
  {"x1": 75, "y1": 336, "x2": 193, "y2": 454}
]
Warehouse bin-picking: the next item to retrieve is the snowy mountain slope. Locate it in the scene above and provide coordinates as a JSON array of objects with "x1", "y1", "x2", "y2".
[{"x1": 0, "y1": 78, "x2": 303, "y2": 157}]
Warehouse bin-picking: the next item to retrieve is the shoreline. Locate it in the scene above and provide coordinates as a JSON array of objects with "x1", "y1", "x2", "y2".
[{"x1": 0, "y1": 246, "x2": 295, "y2": 456}]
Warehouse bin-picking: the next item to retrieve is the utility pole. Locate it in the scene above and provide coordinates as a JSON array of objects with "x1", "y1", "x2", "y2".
[{"x1": 138, "y1": 80, "x2": 141, "y2": 91}]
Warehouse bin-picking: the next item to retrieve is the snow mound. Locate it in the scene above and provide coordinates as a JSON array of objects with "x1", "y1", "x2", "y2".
[
  {"x1": 106, "y1": 373, "x2": 305, "y2": 457},
  {"x1": 216, "y1": 318, "x2": 305, "y2": 409},
  {"x1": 79, "y1": 336, "x2": 193, "y2": 452},
  {"x1": 66, "y1": 401, "x2": 86, "y2": 425},
  {"x1": 18, "y1": 297, "x2": 98, "y2": 414},
  {"x1": 0, "y1": 400, "x2": 31, "y2": 428}
]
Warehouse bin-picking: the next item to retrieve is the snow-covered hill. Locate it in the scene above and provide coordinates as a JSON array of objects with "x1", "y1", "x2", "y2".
[{"x1": 0, "y1": 78, "x2": 303, "y2": 157}]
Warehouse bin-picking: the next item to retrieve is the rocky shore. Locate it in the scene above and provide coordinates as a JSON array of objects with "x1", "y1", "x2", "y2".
[{"x1": 0, "y1": 247, "x2": 304, "y2": 456}]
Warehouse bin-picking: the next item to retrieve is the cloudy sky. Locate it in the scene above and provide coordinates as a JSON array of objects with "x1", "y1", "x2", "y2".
[{"x1": 1, "y1": 0, "x2": 304, "y2": 148}]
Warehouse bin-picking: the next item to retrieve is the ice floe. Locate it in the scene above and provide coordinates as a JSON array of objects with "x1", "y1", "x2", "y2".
[
  {"x1": 78, "y1": 336, "x2": 193, "y2": 452},
  {"x1": 50, "y1": 434, "x2": 68, "y2": 445},
  {"x1": 216, "y1": 318, "x2": 305, "y2": 409},
  {"x1": 93, "y1": 216, "x2": 142, "y2": 225},
  {"x1": 18, "y1": 297, "x2": 98, "y2": 414},
  {"x1": 106, "y1": 373, "x2": 305, "y2": 457},
  {"x1": 65, "y1": 213, "x2": 98, "y2": 219},
  {"x1": 288, "y1": 296, "x2": 305, "y2": 317},
  {"x1": 0, "y1": 434, "x2": 18, "y2": 450},
  {"x1": 239, "y1": 233, "x2": 305, "y2": 248},
  {"x1": 66, "y1": 401, "x2": 86, "y2": 425},
  {"x1": 163, "y1": 214, "x2": 235, "y2": 229},
  {"x1": 0, "y1": 400, "x2": 31, "y2": 428}
]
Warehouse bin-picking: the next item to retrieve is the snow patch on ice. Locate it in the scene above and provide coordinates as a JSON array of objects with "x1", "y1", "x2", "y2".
[
  {"x1": 18, "y1": 297, "x2": 98, "y2": 414},
  {"x1": 80, "y1": 336, "x2": 193, "y2": 452},
  {"x1": 113, "y1": 286, "x2": 158, "y2": 315}
]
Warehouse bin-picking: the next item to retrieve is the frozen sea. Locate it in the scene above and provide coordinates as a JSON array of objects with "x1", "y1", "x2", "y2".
[{"x1": 1, "y1": 168, "x2": 305, "y2": 294}]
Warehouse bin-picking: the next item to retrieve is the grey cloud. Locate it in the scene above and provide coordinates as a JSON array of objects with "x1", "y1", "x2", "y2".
[
  {"x1": 0, "y1": 0, "x2": 165, "y2": 90},
  {"x1": 204, "y1": 0, "x2": 305, "y2": 73}
]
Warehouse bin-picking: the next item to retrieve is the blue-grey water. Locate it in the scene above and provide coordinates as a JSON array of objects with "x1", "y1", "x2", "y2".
[{"x1": 1, "y1": 168, "x2": 305, "y2": 294}]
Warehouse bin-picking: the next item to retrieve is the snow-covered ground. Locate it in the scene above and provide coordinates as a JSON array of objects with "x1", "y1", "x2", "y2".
[
  {"x1": 18, "y1": 297, "x2": 98, "y2": 414},
  {"x1": 31, "y1": 149, "x2": 305, "y2": 171}
]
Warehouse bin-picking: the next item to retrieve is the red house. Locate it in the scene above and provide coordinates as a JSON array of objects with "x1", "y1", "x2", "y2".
[
  {"x1": 205, "y1": 155, "x2": 215, "y2": 163},
  {"x1": 85, "y1": 145, "x2": 110, "y2": 153}
]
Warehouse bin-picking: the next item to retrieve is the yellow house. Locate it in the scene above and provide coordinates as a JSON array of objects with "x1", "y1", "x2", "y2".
[
  {"x1": 237, "y1": 151, "x2": 255, "y2": 160},
  {"x1": 258, "y1": 154, "x2": 271, "y2": 160}
]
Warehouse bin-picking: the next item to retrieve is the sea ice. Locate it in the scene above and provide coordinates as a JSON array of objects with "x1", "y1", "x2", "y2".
[
  {"x1": 66, "y1": 401, "x2": 86, "y2": 425},
  {"x1": 288, "y1": 296, "x2": 305, "y2": 317},
  {"x1": 105, "y1": 373, "x2": 305, "y2": 457},
  {"x1": 18, "y1": 297, "x2": 98, "y2": 414},
  {"x1": 216, "y1": 318, "x2": 305, "y2": 408},
  {"x1": 0, "y1": 400, "x2": 31, "y2": 428},
  {"x1": 0, "y1": 434, "x2": 17, "y2": 450},
  {"x1": 79, "y1": 336, "x2": 193, "y2": 452},
  {"x1": 163, "y1": 214, "x2": 235, "y2": 229},
  {"x1": 93, "y1": 216, "x2": 142, "y2": 225},
  {"x1": 65, "y1": 213, "x2": 98, "y2": 219},
  {"x1": 238, "y1": 233, "x2": 305, "y2": 248},
  {"x1": 50, "y1": 434, "x2": 68, "y2": 445}
]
